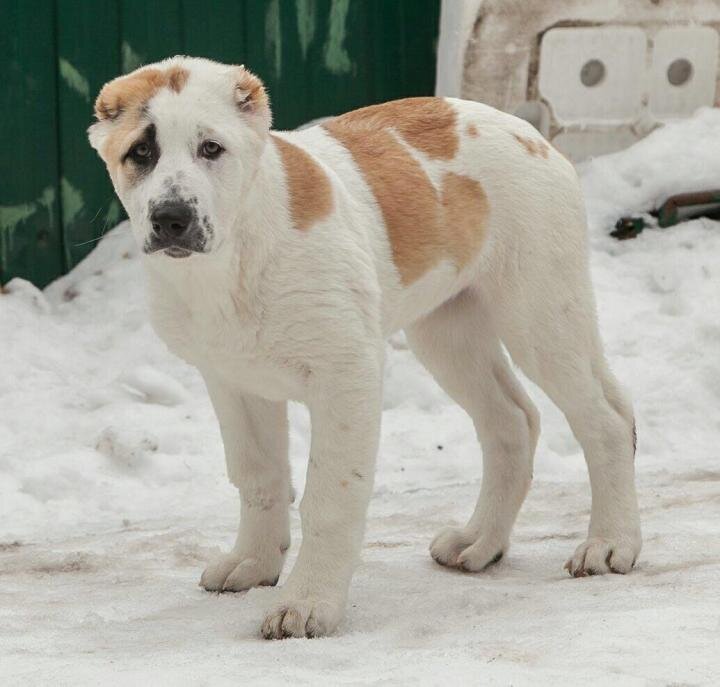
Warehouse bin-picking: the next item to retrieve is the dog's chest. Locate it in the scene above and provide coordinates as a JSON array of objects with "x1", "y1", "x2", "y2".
[{"x1": 149, "y1": 286, "x2": 304, "y2": 401}]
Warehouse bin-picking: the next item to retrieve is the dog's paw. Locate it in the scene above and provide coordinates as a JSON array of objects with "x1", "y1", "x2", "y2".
[
  {"x1": 260, "y1": 597, "x2": 343, "y2": 639},
  {"x1": 430, "y1": 526, "x2": 505, "y2": 572},
  {"x1": 564, "y1": 537, "x2": 639, "y2": 577},
  {"x1": 200, "y1": 551, "x2": 282, "y2": 592}
]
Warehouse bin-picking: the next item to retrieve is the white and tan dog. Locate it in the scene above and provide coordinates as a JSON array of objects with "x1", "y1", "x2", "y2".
[{"x1": 89, "y1": 56, "x2": 641, "y2": 639}]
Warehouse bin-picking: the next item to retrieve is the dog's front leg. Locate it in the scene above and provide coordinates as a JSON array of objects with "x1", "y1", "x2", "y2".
[
  {"x1": 261, "y1": 360, "x2": 383, "y2": 639},
  {"x1": 200, "y1": 373, "x2": 291, "y2": 592}
]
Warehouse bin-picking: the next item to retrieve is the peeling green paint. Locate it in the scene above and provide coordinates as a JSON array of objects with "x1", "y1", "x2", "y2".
[
  {"x1": 59, "y1": 57, "x2": 90, "y2": 102},
  {"x1": 61, "y1": 178, "x2": 85, "y2": 227},
  {"x1": 121, "y1": 41, "x2": 143, "y2": 73},
  {"x1": 296, "y1": 0, "x2": 316, "y2": 59},
  {"x1": 38, "y1": 187, "x2": 56, "y2": 229},
  {"x1": 106, "y1": 199, "x2": 122, "y2": 228},
  {"x1": 324, "y1": 0, "x2": 352, "y2": 75},
  {"x1": 0, "y1": 186, "x2": 55, "y2": 272},
  {"x1": 265, "y1": 0, "x2": 282, "y2": 78},
  {"x1": 0, "y1": 203, "x2": 36, "y2": 233},
  {"x1": 0, "y1": 203, "x2": 35, "y2": 264}
]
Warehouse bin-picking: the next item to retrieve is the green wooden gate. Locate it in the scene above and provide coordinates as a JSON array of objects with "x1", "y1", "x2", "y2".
[{"x1": 0, "y1": 0, "x2": 439, "y2": 288}]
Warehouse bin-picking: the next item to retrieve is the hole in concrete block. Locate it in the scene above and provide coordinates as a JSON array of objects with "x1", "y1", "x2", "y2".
[
  {"x1": 667, "y1": 58, "x2": 693, "y2": 86},
  {"x1": 580, "y1": 59, "x2": 606, "y2": 87}
]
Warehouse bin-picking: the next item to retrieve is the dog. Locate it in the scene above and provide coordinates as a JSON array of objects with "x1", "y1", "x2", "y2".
[{"x1": 88, "y1": 56, "x2": 641, "y2": 639}]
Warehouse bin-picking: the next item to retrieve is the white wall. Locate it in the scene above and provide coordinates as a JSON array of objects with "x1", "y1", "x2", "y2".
[{"x1": 435, "y1": 0, "x2": 484, "y2": 98}]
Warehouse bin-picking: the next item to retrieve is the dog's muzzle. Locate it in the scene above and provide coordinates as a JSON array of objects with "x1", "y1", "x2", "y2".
[{"x1": 146, "y1": 201, "x2": 205, "y2": 257}]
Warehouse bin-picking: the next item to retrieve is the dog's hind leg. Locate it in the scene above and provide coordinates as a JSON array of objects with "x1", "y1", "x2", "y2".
[
  {"x1": 199, "y1": 373, "x2": 291, "y2": 592},
  {"x1": 405, "y1": 289, "x2": 540, "y2": 571},
  {"x1": 493, "y1": 224, "x2": 641, "y2": 577}
]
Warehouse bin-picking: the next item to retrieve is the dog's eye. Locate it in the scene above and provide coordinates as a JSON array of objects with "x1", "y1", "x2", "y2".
[
  {"x1": 200, "y1": 140, "x2": 224, "y2": 159},
  {"x1": 129, "y1": 142, "x2": 152, "y2": 162}
]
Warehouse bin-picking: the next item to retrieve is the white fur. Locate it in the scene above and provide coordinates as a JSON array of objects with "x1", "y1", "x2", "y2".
[{"x1": 90, "y1": 57, "x2": 641, "y2": 639}]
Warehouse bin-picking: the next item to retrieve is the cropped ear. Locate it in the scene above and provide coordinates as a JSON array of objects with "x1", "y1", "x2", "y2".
[
  {"x1": 87, "y1": 76, "x2": 136, "y2": 160},
  {"x1": 87, "y1": 120, "x2": 111, "y2": 154},
  {"x1": 94, "y1": 68, "x2": 167, "y2": 122},
  {"x1": 233, "y1": 66, "x2": 272, "y2": 130}
]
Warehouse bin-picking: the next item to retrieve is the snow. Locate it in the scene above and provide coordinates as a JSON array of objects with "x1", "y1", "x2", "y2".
[{"x1": 2, "y1": 111, "x2": 720, "y2": 686}]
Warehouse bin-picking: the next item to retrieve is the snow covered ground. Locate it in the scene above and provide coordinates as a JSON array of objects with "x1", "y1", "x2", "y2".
[{"x1": 2, "y1": 111, "x2": 720, "y2": 686}]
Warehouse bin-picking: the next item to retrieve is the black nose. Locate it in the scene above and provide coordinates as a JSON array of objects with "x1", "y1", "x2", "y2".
[{"x1": 150, "y1": 203, "x2": 193, "y2": 237}]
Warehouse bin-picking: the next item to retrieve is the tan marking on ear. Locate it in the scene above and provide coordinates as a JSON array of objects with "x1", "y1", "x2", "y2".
[
  {"x1": 441, "y1": 172, "x2": 489, "y2": 270},
  {"x1": 467, "y1": 123, "x2": 479, "y2": 137},
  {"x1": 271, "y1": 135, "x2": 333, "y2": 231},
  {"x1": 330, "y1": 97, "x2": 459, "y2": 160},
  {"x1": 94, "y1": 65, "x2": 189, "y2": 122},
  {"x1": 95, "y1": 68, "x2": 166, "y2": 121},
  {"x1": 234, "y1": 66, "x2": 271, "y2": 126},
  {"x1": 325, "y1": 115, "x2": 488, "y2": 285},
  {"x1": 512, "y1": 133, "x2": 550, "y2": 159},
  {"x1": 166, "y1": 65, "x2": 189, "y2": 93}
]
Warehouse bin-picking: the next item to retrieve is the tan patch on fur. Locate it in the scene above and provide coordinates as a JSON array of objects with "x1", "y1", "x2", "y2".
[
  {"x1": 330, "y1": 97, "x2": 459, "y2": 160},
  {"x1": 512, "y1": 133, "x2": 550, "y2": 159},
  {"x1": 235, "y1": 67, "x2": 270, "y2": 122},
  {"x1": 324, "y1": 115, "x2": 488, "y2": 285},
  {"x1": 94, "y1": 66, "x2": 189, "y2": 121},
  {"x1": 324, "y1": 121, "x2": 441, "y2": 283},
  {"x1": 440, "y1": 173, "x2": 489, "y2": 269},
  {"x1": 467, "y1": 123, "x2": 479, "y2": 137},
  {"x1": 271, "y1": 135, "x2": 333, "y2": 231},
  {"x1": 101, "y1": 110, "x2": 145, "y2": 172},
  {"x1": 94, "y1": 65, "x2": 189, "y2": 168},
  {"x1": 166, "y1": 65, "x2": 189, "y2": 93}
]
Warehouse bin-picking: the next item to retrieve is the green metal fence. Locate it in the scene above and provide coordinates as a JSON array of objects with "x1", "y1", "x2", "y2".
[{"x1": 0, "y1": 0, "x2": 439, "y2": 287}]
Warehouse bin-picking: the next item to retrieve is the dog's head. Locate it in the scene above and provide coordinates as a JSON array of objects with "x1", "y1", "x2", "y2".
[{"x1": 88, "y1": 57, "x2": 271, "y2": 259}]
